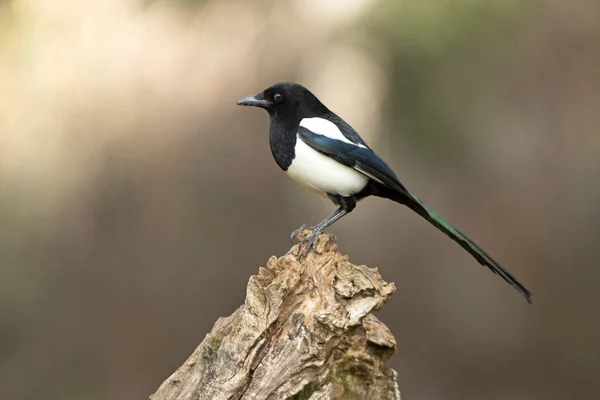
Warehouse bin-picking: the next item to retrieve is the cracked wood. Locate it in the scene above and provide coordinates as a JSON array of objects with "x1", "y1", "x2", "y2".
[{"x1": 150, "y1": 232, "x2": 400, "y2": 400}]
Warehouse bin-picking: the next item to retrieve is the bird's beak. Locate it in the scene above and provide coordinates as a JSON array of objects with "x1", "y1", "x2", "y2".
[{"x1": 236, "y1": 92, "x2": 272, "y2": 108}]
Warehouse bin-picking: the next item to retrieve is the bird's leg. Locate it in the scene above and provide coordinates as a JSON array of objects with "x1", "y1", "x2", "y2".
[{"x1": 297, "y1": 207, "x2": 348, "y2": 260}]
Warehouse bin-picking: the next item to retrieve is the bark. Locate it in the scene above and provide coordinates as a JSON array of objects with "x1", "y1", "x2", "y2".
[{"x1": 151, "y1": 232, "x2": 400, "y2": 400}]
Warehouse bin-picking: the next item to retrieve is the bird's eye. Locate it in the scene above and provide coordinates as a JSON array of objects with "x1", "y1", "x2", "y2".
[{"x1": 273, "y1": 92, "x2": 283, "y2": 103}]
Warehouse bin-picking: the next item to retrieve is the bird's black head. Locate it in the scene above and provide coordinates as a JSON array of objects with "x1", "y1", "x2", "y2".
[{"x1": 237, "y1": 82, "x2": 329, "y2": 121}]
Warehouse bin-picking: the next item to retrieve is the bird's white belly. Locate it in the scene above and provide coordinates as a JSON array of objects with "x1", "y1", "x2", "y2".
[{"x1": 285, "y1": 138, "x2": 368, "y2": 196}]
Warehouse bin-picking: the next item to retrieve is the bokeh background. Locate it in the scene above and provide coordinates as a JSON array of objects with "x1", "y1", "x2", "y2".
[{"x1": 1, "y1": 0, "x2": 599, "y2": 399}]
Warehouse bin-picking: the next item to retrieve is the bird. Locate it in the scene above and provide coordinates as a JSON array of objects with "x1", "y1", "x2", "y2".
[{"x1": 237, "y1": 81, "x2": 532, "y2": 303}]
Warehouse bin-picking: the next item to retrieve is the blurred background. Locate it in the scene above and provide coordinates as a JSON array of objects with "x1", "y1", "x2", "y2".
[{"x1": 1, "y1": 0, "x2": 599, "y2": 399}]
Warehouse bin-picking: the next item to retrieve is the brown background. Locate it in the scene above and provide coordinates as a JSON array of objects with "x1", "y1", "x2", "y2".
[{"x1": 1, "y1": 1, "x2": 599, "y2": 399}]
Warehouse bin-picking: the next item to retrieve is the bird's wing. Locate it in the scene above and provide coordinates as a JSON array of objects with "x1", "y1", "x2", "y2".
[
  {"x1": 322, "y1": 113, "x2": 369, "y2": 147},
  {"x1": 297, "y1": 125, "x2": 407, "y2": 193}
]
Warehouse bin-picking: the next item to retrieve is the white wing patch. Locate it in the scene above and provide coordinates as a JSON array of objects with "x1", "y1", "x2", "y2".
[{"x1": 299, "y1": 117, "x2": 367, "y2": 148}]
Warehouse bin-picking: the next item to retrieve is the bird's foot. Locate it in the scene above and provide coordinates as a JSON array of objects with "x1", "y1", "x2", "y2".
[
  {"x1": 297, "y1": 229, "x2": 321, "y2": 261},
  {"x1": 289, "y1": 224, "x2": 315, "y2": 243}
]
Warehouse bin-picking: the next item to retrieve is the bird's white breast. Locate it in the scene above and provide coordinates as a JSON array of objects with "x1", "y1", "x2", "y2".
[{"x1": 286, "y1": 137, "x2": 368, "y2": 197}]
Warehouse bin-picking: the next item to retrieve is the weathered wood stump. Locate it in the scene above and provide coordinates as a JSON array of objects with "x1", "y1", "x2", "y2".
[{"x1": 151, "y1": 232, "x2": 400, "y2": 400}]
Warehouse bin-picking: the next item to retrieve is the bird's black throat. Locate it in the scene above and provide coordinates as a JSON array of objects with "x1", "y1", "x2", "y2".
[{"x1": 268, "y1": 113, "x2": 299, "y2": 171}]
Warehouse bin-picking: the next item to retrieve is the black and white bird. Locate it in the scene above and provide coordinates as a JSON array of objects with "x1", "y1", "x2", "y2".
[{"x1": 237, "y1": 82, "x2": 532, "y2": 303}]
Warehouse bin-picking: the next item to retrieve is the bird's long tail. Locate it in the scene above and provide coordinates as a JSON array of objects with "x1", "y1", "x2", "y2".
[{"x1": 390, "y1": 189, "x2": 532, "y2": 303}]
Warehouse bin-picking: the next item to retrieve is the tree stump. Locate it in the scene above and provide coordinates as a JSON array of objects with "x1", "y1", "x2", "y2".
[{"x1": 151, "y1": 232, "x2": 400, "y2": 400}]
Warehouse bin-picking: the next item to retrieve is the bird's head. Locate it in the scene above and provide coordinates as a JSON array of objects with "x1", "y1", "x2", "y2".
[{"x1": 237, "y1": 82, "x2": 328, "y2": 119}]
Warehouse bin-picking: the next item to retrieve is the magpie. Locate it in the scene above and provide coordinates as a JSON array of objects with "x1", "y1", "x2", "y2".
[{"x1": 237, "y1": 82, "x2": 532, "y2": 303}]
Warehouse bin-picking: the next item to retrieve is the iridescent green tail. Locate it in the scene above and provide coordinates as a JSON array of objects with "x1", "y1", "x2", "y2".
[{"x1": 401, "y1": 192, "x2": 532, "y2": 303}]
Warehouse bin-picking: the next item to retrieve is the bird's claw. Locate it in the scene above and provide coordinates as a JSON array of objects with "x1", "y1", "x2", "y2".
[
  {"x1": 327, "y1": 233, "x2": 338, "y2": 245},
  {"x1": 297, "y1": 230, "x2": 320, "y2": 261},
  {"x1": 289, "y1": 224, "x2": 314, "y2": 243}
]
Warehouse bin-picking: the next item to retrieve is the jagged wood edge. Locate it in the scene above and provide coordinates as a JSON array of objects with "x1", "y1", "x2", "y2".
[{"x1": 151, "y1": 233, "x2": 400, "y2": 400}]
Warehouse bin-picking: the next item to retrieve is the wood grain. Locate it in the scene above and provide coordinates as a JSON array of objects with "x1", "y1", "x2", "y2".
[{"x1": 151, "y1": 232, "x2": 400, "y2": 400}]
